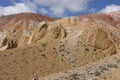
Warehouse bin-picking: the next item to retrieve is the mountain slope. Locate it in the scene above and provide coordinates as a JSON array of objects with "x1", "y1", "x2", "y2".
[
  {"x1": 0, "y1": 12, "x2": 56, "y2": 30},
  {"x1": 41, "y1": 50, "x2": 120, "y2": 80},
  {"x1": 0, "y1": 12, "x2": 120, "y2": 80}
]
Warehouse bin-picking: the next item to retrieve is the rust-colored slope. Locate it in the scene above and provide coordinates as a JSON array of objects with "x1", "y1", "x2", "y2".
[
  {"x1": 0, "y1": 12, "x2": 56, "y2": 30},
  {"x1": 77, "y1": 12, "x2": 120, "y2": 30}
]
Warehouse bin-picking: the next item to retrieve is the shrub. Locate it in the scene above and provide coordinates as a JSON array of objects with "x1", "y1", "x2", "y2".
[
  {"x1": 94, "y1": 71, "x2": 101, "y2": 76},
  {"x1": 85, "y1": 48, "x2": 89, "y2": 51},
  {"x1": 41, "y1": 54, "x2": 47, "y2": 59},
  {"x1": 116, "y1": 59, "x2": 120, "y2": 63},
  {"x1": 93, "y1": 48, "x2": 97, "y2": 51},
  {"x1": 99, "y1": 66, "x2": 109, "y2": 72},
  {"x1": 41, "y1": 43, "x2": 47, "y2": 47},
  {"x1": 107, "y1": 64, "x2": 118, "y2": 68},
  {"x1": 70, "y1": 73, "x2": 80, "y2": 80}
]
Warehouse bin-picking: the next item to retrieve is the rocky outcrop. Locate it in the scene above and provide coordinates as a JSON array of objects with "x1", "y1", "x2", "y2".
[
  {"x1": 0, "y1": 32, "x2": 8, "y2": 50},
  {"x1": 0, "y1": 29, "x2": 18, "y2": 51},
  {"x1": 0, "y1": 12, "x2": 120, "y2": 80},
  {"x1": 55, "y1": 20, "x2": 118, "y2": 67},
  {"x1": 0, "y1": 21, "x2": 67, "y2": 49},
  {"x1": 0, "y1": 14, "x2": 119, "y2": 55}
]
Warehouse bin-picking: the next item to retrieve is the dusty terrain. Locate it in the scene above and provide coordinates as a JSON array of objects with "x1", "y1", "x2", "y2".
[
  {"x1": 41, "y1": 50, "x2": 120, "y2": 80},
  {"x1": 0, "y1": 12, "x2": 120, "y2": 80}
]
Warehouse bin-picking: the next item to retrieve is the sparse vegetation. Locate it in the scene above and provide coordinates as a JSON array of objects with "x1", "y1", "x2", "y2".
[
  {"x1": 10, "y1": 52, "x2": 13, "y2": 55},
  {"x1": 0, "y1": 11, "x2": 120, "y2": 80},
  {"x1": 4, "y1": 54, "x2": 7, "y2": 56},
  {"x1": 22, "y1": 48, "x2": 27, "y2": 51},
  {"x1": 70, "y1": 73, "x2": 80, "y2": 80},
  {"x1": 93, "y1": 48, "x2": 97, "y2": 51},
  {"x1": 24, "y1": 60, "x2": 28, "y2": 64},
  {"x1": 99, "y1": 66, "x2": 109, "y2": 72},
  {"x1": 94, "y1": 71, "x2": 101, "y2": 76},
  {"x1": 116, "y1": 59, "x2": 120, "y2": 63},
  {"x1": 61, "y1": 54, "x2": 64, "y2": 62},
  {"x1": 41, "y1": 43, "x2": 47, "y2": 48},
  {"x1": 39, "y1": 49, "x2": 42, "y2": 52},
  {"x1": 85, "y1": 48, "x2": 89, "y2": 51},
  {"x1": 107, "y1": 64, "x2": 118, "y2": 68},
  {"x1": 59, "y1": 44, "x2": 65, "y2": 52},
  {"x1": 41, "y1": 54, "x2": 47, "y2": 59}
]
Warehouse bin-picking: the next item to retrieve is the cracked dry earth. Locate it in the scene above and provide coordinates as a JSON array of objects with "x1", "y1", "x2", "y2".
[{"x1": 41, "y1": 50, "x2": 120, "y2": 80}]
